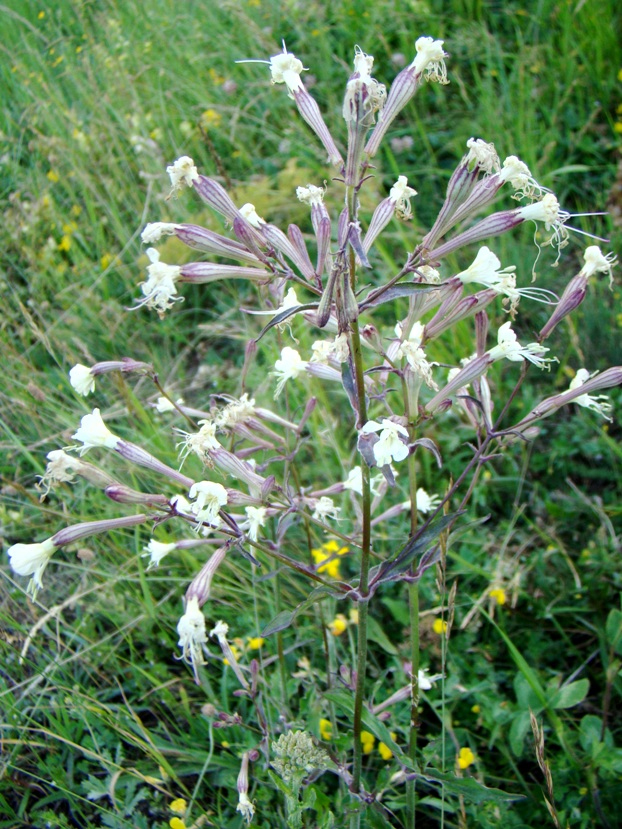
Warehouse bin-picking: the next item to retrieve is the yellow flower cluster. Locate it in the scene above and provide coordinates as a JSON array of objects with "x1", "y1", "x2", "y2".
[
  {"x1": 360, "y1": 730, "x2": 375, "y2": 754},
  {"x1": 327, "y1": 608, "x2": 358, "y2": 636},
  {"x1": 378, "y1": 732, "x2": 397, "y2": 761},
  {"x1": 432, "y1": 618, "x2": 448, "y2": 635},
  {"x1": 312, "y1": 540, "x2": 349, "y2": 578},
  {"x1": 490, "y1": 587, "x2": 507, "y2": 605},
  {"x1": 457, "y1": 746, "x2": 475, "y2": 769}
]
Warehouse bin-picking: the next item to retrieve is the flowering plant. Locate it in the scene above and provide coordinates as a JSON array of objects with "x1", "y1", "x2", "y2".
[{"x1": 7, "y1": 34, "x2": 620, "y2": 828}]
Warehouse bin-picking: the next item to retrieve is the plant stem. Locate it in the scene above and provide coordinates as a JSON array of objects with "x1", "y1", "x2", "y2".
[
  {"x1": 403, "y1": 374, "x2": 420, "y2": 829},
  {"x1": 345, "y1": 181, "x2": 372, "y2": 826}
]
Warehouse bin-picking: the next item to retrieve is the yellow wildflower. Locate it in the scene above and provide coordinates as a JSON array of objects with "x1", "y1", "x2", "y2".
[
  {"x1": 70, "y1": 205, "x2": 82, "y2": 217},
  {"x1": 169, "y1": 798, "x2": 187, "y2": 815},
  {"x1": 100, "y1": 253, "x2": 112, "y2": 269},
  {"x1": 432, "y1": 618, "x2": 448, "y2": 635},
  {"x1": 328, "y1": 614, "x2": 348, "y2": 636},
  {"x1": 490, "y1": 588, "x2": 507, "y2": 606},
  {"x1": 58, "y1": 235, "x2": 71, "y2": 252},
  {"x1": 360, "y1": 731, "x2": 375, "y2": 754},
  {"x1": 457, "y1": 747, "x2": 475, "y2": 769},
  {"x1": 614, "y1": 122, "x2": 622, "y2": 134},
  {"x1": 200, "y1": 109, "x2": 222, "y2": 131},
  {"x1": 221, "y1": 740, "x2": 230, "y2": 748},
  {"x1": 312, "y1": 540, "x2": 348, "y2": 578},
  {"x1": 208, "y1": 68, "x2": 225, "y2": 85},
  {"x1": 169, "y1": 819, "x2": 186, "y2": 829},
  {"x1": 319, "y1": 718, "x2": 332, "y2": 740},
  {"x1": 38, "y1": 11, "x2": 45, "y2": 19},
  {"x1": 378, "y1": 741, "x2": 392, "y2": 760},
  {"x1": 47, "y1": 170, "x2": 59, "y2": 183},
  {"x1": 579, "y1": 786, "x2": 588, "y2": 796},
  {"x1": 471, "y1": 704, "x2": 481, "y2": 714},
  {"x1": 247, "y1": 636, "x2": 265, "y2": 650},
  {"x1": 378, "y1": 732, "x2": 397, "y2": 761},
  {"x1": 618, "y1": 68, "x2": 622, "y2": 82}
]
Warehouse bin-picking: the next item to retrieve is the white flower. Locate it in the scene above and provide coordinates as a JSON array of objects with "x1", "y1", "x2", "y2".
[
  {"x1": 518, "y1": 192, "x2": 569, "y2": 249},
  {"x1": 69, "y1": 364, "x2": 95, "y2": 396},
  {"x1": 215, "y1": 394, "x2": 257, "y2": 428},
  {"x1": 269, "y1": 46, "x2": 305, "y2": 95},
  {"x1": 72, "y1": 408, "x2": 120, "y2": 455},
  {"x1": 243, "y1": 506, "x2": 267, "y2": 541},
  {"x1": 310, "y1": 340, "x2": 333, "y2": 365},
  {"x1": 465, "y1": 138, "x2": 500, "y2": 175},
  {"x1": 410, "y1": 37, "x2": 448, "y2": 83},
  {"x1": 389, "y1": 176, "x2": 417, "y2": 219},
  {"x1": 311, "y1": 333, "x2": 349, "y2": 365},
  {"x1": 138, "y1": 248, "x2": 182, "y2": 313},
  {"x1": 488, "y1": 322, "x2": 553, "y2": 368},
  {"x1": 170, "y1": 494, "x2": 192, "y2": 514},
  {"x1": 499, "y1": 156, "x2": 545, "y2": 200},
  {"x1": 177, "y1": 419, "x2": 221, "y2": 463},
  {"x1": 189, "y1": 481, "x2": 228, "y2": 526},
  {"x1": 343, "y1": 466, "x2": 383, "y2": 496},
  {"x1": 155, "y1": 396, "x2": 184, "y2": 413},
  {"x1": 7, "y1": 537, "x2": 57, "y2": 597},
  {"x1": 210, "y1": 619, "x2": 230, "y2": 640},
  {"x1": 140, "y1": 222, "x2": 179, "y2": 244},
  {"x1": 418, "y1": 668, "x2": 442, "y2": 690},
  {"x1": 362, "y1": 419, "x2": 409, "y2": 467},
  {"x1": 142, "y1": 539, "x2": 177, "y2": 569},
  {"x1": 418, "y1": 265, "x2": 441, "y2": 283},
  {"x1": 343, "y1": 47, "x2": 386, "y2": 123},
  {"x1": 566, "y1": 369, "x2": 613, "y2": 421},
  {"x1": 237, "y1": 792, "x2": 255, "y2": 823},
  {"x1": 177, "y1": 596, "x2": 207, "y2": 679},
  {"x1": 274, "y1": 346, "x2": 308, "y2": 397},
  {"x1": 343, "y1": 467, "x2": 363, "y2": 495},
  {"x1": 312, "y1": 496, "x2": 340, "y2": 522},
  {"x1": 166, "y1": 156, "x2": 199, "y2": 194},
  {"x1": 395, "y1": 322, "x2": 438, "y2": 389},
  {"x1": 239, "y1": 202, "x2": 265, "y2": 228},
  {"x1": 456, "y1": 247, "x2": 516, "y2": 290},
  {"x1": 579, "y1": 245, "x2": 617, "y2": 284},
  {"x1": 415, "y1": 488, "x2": 442, "y2": 514},
  {"x1": 38, "y1": 449, "x2": 81, "y2": 489},
  {"x1": 296, "y1": 184, "x2": 325, "y2": 205}
]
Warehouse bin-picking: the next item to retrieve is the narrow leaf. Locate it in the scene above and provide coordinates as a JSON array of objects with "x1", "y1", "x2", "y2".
[{"x1": 254, "y1": 303, "x2": 319, "y2": 342}]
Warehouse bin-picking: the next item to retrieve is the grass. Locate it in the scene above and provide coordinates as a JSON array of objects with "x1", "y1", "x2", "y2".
[{"x1": 1, "y1": 1, "x2": 622, "y2": 827}]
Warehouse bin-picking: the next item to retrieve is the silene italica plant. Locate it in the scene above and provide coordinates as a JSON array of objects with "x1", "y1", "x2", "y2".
[{"x1": 7, "y1": 35, "x2": 621, "y2": 828}]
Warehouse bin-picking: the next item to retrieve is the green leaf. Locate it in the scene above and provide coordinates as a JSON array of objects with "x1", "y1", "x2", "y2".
[
  {"x1": 580, "y1": 715, "x2": 604, "y2": 752},
  {"x1": 255, "y1": 302, "x2": 319, "y2": 341},
  {"x1": 360, "y1": 282, "x2": 438, "y2": 310},
  {"x1": 413, "y1": 769, "x2": 522, "y2": 804},
  {"x1": 371, "y1": 512, "x2": 460, "y2": 585},
  {"x1": 261, "y1": 587, "x2": 335, "y2": 636},
  {"x1": 366, "y1": 616, "x2": 398, "y2": 655},
  {"x1": 324, "y1": 689, "x2": 521, "y2": 804},
  {"x1": 509, "y1": 710, "x2": 532, "y2": 757},
  {"x1": 514, "y1": 672, "x2": 544, "y2": 713},
  {"x1": 323, "y1": 689, "x2": 407, "y2": 765},
  {"x1": 606, "y1": 608, "x2": 622, "y2": 655},
  {"x1": 550, "y1": 678, "x2": 589, "y2": 709}
]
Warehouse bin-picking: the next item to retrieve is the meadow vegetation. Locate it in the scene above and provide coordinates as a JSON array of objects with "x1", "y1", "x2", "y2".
[{"x1": 1, "y1": 1, "x2": 622, "y2": 827}]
